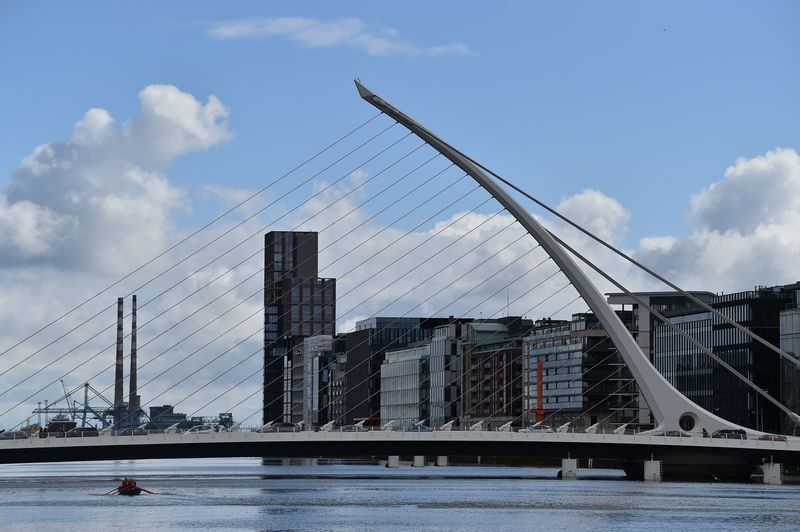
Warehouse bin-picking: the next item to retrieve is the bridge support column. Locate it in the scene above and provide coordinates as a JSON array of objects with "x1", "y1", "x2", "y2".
[
  {"x1": 413, "y1": 455, "x2": 425, "y2": 467},
  {"x1": 386, "y1": 455, "x2": 400, "y2": 468},
  {"x1": 560, "y1": 458, "x2": 577, "y2": 479},
  {"x1": 643, "y1": 460, "x2": 662, "y2": 482},
  {"x1": 436, "y1": 455, "x2": 448, "y2": 467},
  {"x1": 762, "y1": 462, "x2": 783, "y2": 485}
]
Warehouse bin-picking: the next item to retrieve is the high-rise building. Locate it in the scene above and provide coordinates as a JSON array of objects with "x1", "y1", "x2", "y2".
[
  {"x1": 651, "y1": 284, "x2": 800, "y2": 433},
  {"x1": 263, "y1": 231, "x2": 336, "y2": 424}
]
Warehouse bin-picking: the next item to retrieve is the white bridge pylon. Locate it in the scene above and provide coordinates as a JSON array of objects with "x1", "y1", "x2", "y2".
[{"x1": 355, "y1": 80, "x2": 746, "y2": 435}]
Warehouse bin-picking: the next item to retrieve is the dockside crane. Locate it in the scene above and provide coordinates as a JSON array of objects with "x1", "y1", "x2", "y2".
[{"x1": 31, "y1": 382, "x2": 114, "y2": 428}]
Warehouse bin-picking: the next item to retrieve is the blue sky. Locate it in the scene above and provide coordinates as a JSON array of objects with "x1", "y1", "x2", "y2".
[
  {"x1": 1, "y1": 2, "x2": 799, "y2": 425},
  {"x1": 2, "y1": 1, "x2": 797, "y2": 244}
]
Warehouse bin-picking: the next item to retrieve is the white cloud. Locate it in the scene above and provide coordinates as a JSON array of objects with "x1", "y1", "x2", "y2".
[
  {"x1": 0, "y1": 197, "x2": 77, "y2": 258},
  {"x1": 636, "y1": 148, "x2": 800, "y2": 291},
  {"x1": 2, "y1": 84, "x2": 230, "y2": 272},
  {"x1": 132, "y1": 84, "x2": 231, "y2": 167},
  {"x1": 557, "y1": 188, "x2": 630, "y2": 244},
  {"x1": 690, "y1": 148, "x2": 800, "y2": 233},
  {"x1": 205, "y1": 16, "x2": 473, "y2": 58},
  {"x1": 0, "y1": 86, "x2": 255, "y2": 428}
]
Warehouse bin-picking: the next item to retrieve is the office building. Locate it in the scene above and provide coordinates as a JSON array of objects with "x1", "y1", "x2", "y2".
[
  {"x1": 460, "y1": 317, "x2": 533, "y2": 430},
  {"x1": 522, "y1": 312, "x2": 637, "y2": 431},
  {"x1": 341, "y1": 317, "x2": 447, "y2": 426},
  {"x1": 380, "y1": 343, "x2": 431, "y2": 428},
  {"x1": 651, "y1": 283, "x2": 800, "y2": 433},
  {"x1": 428, "y1": 318, "x2": 473, "y2": 427},
  {"x1": 263, "y1": 231, "x2": 336, "y2": 424}
]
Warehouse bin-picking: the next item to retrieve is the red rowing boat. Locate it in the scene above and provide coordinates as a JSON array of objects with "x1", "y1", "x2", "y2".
[{"x1": 108, "y1": 478, "x2": 152, "y2": 496}]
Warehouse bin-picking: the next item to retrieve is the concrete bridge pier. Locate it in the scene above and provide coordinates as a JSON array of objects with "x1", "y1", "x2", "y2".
[
  {"x1": 412, "y1": 455, "x2": 426, "y2": 467},
  {"x1": 436, "y1": 455, "x2": 448, "y2": 467},
  {"x1": 644, "y1": 459, "x2": 663, "y2": 482},
  {"x1": 386, "y1": 455, "x2": 400, "y2": 468},
  {"x1": 762, "y1": 462, "x2": 783, "y2": 485},
  {"x1": 560, "y1": 458, "x2": 578, "y2": 479}
]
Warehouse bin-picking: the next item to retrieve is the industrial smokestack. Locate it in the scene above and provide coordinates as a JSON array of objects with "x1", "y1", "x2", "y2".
[
  {"x1": 114, "y1": 297, "x2": 124, "y2": 406},
  {"x1": 129, "y1": 294, "x2": 139, "y2": 415}
]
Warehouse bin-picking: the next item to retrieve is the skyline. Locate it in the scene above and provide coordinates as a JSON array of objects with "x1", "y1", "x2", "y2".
[{"x1": 0, "y1": 2, "x2": 799, "y2": 426}]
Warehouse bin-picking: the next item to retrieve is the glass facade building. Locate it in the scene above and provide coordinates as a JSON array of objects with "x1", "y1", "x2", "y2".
[
  {"x1": 428, "y1": 320, "x2": 471, "y2": 427},
  {"x1": 522, "y1": 312, "x2": 637, "y2": 431},
  {"x1": 379, "y1": 344, "x2": 430, "y2": 427},
  {"x1": 263, "y1": 231, "x2": 336, "y2": 424},
  {"x1": 652, "y1": 284, "x2": 800, "y2": 433},
  {"x1": 779, "y1": 307, "x2": 800, "y2": 433},
  {"x1": 340, "y1": 317, "x2": 446, "y2": 426}
]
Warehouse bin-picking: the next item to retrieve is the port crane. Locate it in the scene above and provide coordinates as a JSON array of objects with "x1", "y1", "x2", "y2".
[{"x1": 31, "y1": 381, "x2": 114, "y2": 428}]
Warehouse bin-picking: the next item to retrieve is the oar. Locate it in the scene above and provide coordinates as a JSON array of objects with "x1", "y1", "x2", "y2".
[
  {"x1": 104, "y1": 487, "x2": 119, "y2": 495},
  {"x1": 139, "y1": 487, "x2": 155, "y2": 494}
]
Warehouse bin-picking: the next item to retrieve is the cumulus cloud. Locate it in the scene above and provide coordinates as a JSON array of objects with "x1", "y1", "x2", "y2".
[
  {"x1": 557, "y1": 188, "x2": 630, "y2": 244},
  {"x1": 132, "y1": 84, "x2": 231, "y2": 166},
  {"x1": 205, "y1": 16, "x2": 473, "y2": 58},
  {"x1": 637, "y1": 148, "x2": 800, "y2": 291},
  {"x1": 690, "y1": 148, "x2": 800, "y2": 233},
  {"x1": 1, "y1": 84, "x2": 230, "y2": 272},
  {"x1": 0, "y1": 85, "x2": 253, "y2": 428}
]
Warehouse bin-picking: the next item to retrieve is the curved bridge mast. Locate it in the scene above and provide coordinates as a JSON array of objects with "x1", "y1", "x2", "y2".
[{"x1": 354, "y1": 80, "x2": 742, "y2": 434}]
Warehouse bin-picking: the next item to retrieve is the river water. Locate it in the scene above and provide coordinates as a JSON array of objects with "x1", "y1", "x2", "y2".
[{"x1": 0, "y1": 458, "x2": 797, "y2": 531}]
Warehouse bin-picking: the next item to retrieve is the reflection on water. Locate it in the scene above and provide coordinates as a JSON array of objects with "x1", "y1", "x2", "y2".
[{"x1": 0, "y1": 458, "x2": 797, "y2": 531}]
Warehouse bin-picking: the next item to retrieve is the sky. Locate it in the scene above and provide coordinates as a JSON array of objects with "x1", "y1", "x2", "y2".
[{"x1": 0, "y1": 1, "x2": 798, "y2": 427}]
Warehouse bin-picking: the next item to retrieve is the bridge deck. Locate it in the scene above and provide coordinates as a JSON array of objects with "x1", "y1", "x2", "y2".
[{"x1": 2, "y1": 431, "x2": 798, "y2": 466}]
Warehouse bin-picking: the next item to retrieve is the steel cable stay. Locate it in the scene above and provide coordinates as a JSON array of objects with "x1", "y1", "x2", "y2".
[
  {"x1": 2, "y1": 278, "x2": 265, "y2": 420},
  {"x1": 0, "y1": 112, "x2": 385, "y2": 360},
  {"x1": 101, "y1": 200, "x2": 519, "y2": 424},
  {"x1": 140, "y1": 233, "x2": 538, "y2": 427},
  {"x1": 0, "y1": 131, "x2": 424, "y2": 386},
  {"x1": 335, "y1": 288, "x2": 579, "y2": 432},
  {"x1": 547, "y1": 231, "x2": 800, "y2": 426},
  {"x1": 0, "y1": 134, "x2": 429, "y2": 404},
  {"x1": 8, "y1": 178, "x2": 506, "y2": 426},
  {"x1": 150, "y1": 219, "x2": 540, "y2": 426},
  {"x1": 293, "y1": 243, "x2": 545, "y2": 425},
  {"x1": 422, "y1": 312, "x2": 622, "y2": 431},
  {"x1": 0, "y1": 124, "x2": 408, "y2": 378},
  {"x1": 14, "y1": 170, "x2": 479, "y2": 423},
  {"x1": 142, "y1": 208, "x2": 532, "y2": 424},
  {"x1": 467, "y1": 158, "x2": 800, "y2": 371},
  {"x1": 228, "y1": 255, "x2": 547, "y2": 428},
  {"x1": 233, "y1": 249, "x2": 555, "y2": 427},
  {"x1": 121, "y1": 215, "x2": 539, "y2": 428},
  {"x1": 373, "y1": 305, "x2": 618, "y2": 432},
  {"x1": 0, "y1": 153, "x2": 457, "y2": 416}
]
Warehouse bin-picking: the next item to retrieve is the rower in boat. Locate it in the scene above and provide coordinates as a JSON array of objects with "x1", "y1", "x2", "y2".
[{"x1": 106, "y1": 477, "x2": 153, "y2": 496}]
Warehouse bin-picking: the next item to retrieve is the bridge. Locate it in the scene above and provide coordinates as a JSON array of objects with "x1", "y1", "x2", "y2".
[
  {"x1": 1, "y1": 428, "x2": 797, "y2": 480},
  {"x1": 1, "y1": 81, "x2": 799, "y2": 483}
]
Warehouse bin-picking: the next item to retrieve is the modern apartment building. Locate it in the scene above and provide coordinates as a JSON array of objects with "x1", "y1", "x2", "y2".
[{"x1": 263, "y1": 231, "x2": 336, "y2": 424}]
